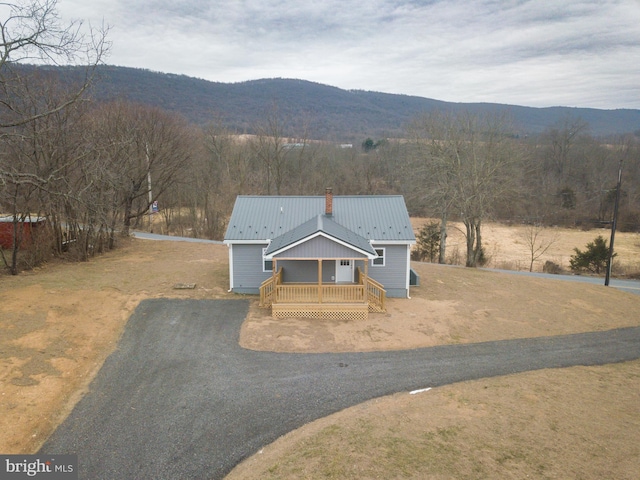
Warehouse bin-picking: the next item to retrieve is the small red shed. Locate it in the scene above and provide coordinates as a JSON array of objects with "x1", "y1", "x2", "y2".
[{"x1": 0, "y1": 215, "x2": 47, "y2": 250}]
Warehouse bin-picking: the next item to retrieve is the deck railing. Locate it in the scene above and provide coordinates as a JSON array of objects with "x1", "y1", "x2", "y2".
[
  {"x1": 356, "y1": 267, "x2": 386, "y2": 312},
  {"x1": 275, "y1": 284, "x2": 366, "y2": 304},
  {"x1": 259, "y1": 268, "x2": 282, "y2": 307},
  {"x1": 365, "y1": 277, "x2": 386, "y2": 312},
  {"x1": 259, "y1": 266, "x2": 386, "y2": 312}
]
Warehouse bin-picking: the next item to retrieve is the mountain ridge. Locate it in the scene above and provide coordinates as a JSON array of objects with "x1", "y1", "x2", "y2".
[{"x1": 30, "y1": 64, "x2": 640, "y2": 140}]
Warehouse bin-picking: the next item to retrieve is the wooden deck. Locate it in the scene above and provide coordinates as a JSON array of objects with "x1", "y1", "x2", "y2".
[
  {"x1": 272, "y1": 302, "x2": 369, "y2": 320},
  {"x1": 259, "y1": 268, "x2": 385, "y2": 319}
]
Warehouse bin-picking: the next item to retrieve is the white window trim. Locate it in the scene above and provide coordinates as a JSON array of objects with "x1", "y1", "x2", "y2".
[
  {"x1": 262, "y1": 247, "x2": 273, "y2": 272},
  {"x1": 371, "y1": 247, "x2": 385, "y2": 267}
]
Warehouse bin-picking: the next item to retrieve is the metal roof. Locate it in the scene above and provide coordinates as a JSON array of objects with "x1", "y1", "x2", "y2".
[
  {"x1": 224, "y1": 195, "x2": 415, "y2": 243},
  {"x1": 264, "y1": 214, "x2": 377, "y2": 257}
]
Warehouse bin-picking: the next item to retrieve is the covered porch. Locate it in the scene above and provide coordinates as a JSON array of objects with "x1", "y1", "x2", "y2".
[
  {"x1": 259, "y1": 261, "x2": 386, "y2": 320},
  {"x1": 259, "y1": 211, "x2": 386, "y2": 320}
]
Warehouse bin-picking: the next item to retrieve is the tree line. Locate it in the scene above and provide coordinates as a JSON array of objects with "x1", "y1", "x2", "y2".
[{"x1": 1, "y1": 1, "x2": 639, "y2": 275}]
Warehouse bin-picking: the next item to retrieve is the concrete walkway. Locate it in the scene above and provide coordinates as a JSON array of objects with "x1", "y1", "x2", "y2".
[{"x1": 40, "y1": 299, "x2": 640, "y2": 479}]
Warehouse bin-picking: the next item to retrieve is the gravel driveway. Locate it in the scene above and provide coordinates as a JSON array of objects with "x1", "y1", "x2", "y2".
[{"x1": 39, "y1": 299, "x2": 640, "y2": 479}]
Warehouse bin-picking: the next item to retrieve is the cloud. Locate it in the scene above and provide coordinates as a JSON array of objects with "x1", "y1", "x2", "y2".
[{"x1": 55, "y1": 0, "x2": 640, "y2": 109}]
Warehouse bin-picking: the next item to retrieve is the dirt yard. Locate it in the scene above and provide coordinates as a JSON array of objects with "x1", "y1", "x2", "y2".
[{"x1": 1, "y1": 222, "x2": 639, "y2": 478}]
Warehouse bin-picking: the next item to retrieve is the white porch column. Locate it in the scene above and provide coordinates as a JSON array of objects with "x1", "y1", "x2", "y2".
[
  {"x1": 364, "y1": 259, "x2": 369, "y2": 301},
  {"x1": 318, "y1": 259, "x2": 323, "y2": 304}
]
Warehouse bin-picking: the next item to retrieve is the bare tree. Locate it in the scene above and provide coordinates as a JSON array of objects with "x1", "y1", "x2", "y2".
[
  {"x1": 88, "y1": 102, "x2": 192, "y2": 237},
  {"x1": 542, "y1": 116, "x2": 588, "y2": 177},
  {"x1": 524, "y1": 116, "x2": 589, "y2": 224},
  {"x1": 519, "y1": 223, "x2": 559, "y2": 272},
  {"x1": 409, "y1": 111, "x2": 521, "y2": 267},
  {"x1": 193, "y1": 123, "x2": 243, "y2": 239},
  {"x1": 251, "y1": 103, "x2": 283, "y2": 195},
  {"x1": 251, "y1": 103, "x2": 311, "y2": 195},
  {"x1": 0, "y1": 0, "x2": 108, "y2": 273},
  {"x1": 0, "y1": 70, "x2": 96, "y2": 272},
  {"x1": 408, "y1": 113, "x2": 458, "y2": 264},
  {"x1": 0, "y1": 0, "x2": 109, "y2": 128}
]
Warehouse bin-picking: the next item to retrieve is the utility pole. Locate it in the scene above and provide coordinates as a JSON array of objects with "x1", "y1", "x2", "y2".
[
  {"x1": 146, "y1": 143, "x2": 153, "y2": 216},
  {"x1": 605, "y1": 159, "x2": 623, "y2": 286}
]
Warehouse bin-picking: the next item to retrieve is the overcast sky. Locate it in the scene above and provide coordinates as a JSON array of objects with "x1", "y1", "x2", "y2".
[{"x1": 57, "y1": 0, "x2": 640, "y2": 110}]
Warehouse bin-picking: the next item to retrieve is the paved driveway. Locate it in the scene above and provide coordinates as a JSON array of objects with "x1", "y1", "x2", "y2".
[
  {"x1": 483, "y1": 267, "x2": 640, "y2": 296},
  {"x1": 40, "y1": 299, "x2": 640, "y2": 479}
]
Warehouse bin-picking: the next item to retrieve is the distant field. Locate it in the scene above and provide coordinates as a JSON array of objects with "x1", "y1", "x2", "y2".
[{"x1": 412, "y1": 218, "x2": 640, "y2": 275}]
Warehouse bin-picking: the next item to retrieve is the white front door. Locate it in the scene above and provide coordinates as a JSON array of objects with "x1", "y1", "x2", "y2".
[{"x1": 335, "y1": 259, "x2": 353, "y2": 283}]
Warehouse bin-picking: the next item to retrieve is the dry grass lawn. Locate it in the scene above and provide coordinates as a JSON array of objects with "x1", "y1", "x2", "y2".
[{"x1": 1, "y1": 222, "x2": 639, "y2": 479}]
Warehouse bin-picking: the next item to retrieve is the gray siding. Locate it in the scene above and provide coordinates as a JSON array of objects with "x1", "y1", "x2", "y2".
[
  {"x1": 230, "y1": 243, "x2": 410, "y2": 297},
  {"x1": 322, "y1": 260, "x2": 336, "y2": 282},
  {"x1": 277, "y1": 259, "x2": 337, "y2": 283},
  {"x1": 274, "y1": 235, "x2": 365, "y2": 284},
  {"x1": 276, "y1": 235, "x2": 367, "y2": 259},
  {"x1": 368, "y1": 244, "x2": 410, "y2": 297},
  {"x1": 279, "y1": 260, "x2": 316, "y2": 283},
  {"x1": 354, "y1": 259, "x2": 366, "y2": 276},
  {"x1": 231, "y1": 243, "x2": 271, "y2": 294}
]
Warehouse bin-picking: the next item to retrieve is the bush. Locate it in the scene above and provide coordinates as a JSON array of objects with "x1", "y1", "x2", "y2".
[
  {"x1": 543, "y1": 260, "x2": 563, "y2": 275},
  {"x1": 569, "y1": 235, "x2": 613, "y2": 274},
  {"x1": 476, "y1": 246, "x2": 489, "y2": 267},
  {"x1": 413, "y1": 222, "x2": 440, "y2": 262},
  {"x1": 447, "y1": 246, "x2": 462, "y2": 266}
]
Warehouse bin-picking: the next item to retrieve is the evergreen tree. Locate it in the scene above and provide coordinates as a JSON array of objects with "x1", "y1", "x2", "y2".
[
  {"x1": 569, "y1": 236, "x2": 613, "y2": 274},
  {"x1": 412, "y1": 222, "x2": 440, "y2": 262}
]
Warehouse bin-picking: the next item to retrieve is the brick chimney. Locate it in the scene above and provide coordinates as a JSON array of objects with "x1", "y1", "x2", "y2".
[{"x1": 325, "y1": 188, "x2": 333, "y2": 216}]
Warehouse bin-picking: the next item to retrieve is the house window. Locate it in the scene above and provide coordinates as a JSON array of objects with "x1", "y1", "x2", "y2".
[
  {"x1": 340, "y1": 260, "x2": 351, "y2": 266},
  {"x1": 262, "y1": 247, "x2": 273, "y2": 272},
  {"x1": 372, "y1": 248, "x2": 385, "y2": 266}
]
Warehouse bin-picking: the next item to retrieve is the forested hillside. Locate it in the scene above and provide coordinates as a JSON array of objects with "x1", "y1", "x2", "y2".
[{"x1": 30, "y1": 65, "x2": 640, "y2": 140}]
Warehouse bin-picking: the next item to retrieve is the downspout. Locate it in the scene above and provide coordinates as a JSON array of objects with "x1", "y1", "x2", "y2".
[
  {"x1": 227, "y1": 243, "x2": 234, "y2": 292},
  {"x1": 406, "y1": 243, "x2": 412, "y2": 299}
]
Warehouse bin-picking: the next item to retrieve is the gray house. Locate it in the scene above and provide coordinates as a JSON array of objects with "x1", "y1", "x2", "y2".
[{"x1": 223, "y1": 189, "x2": 416, "y2": 319}]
